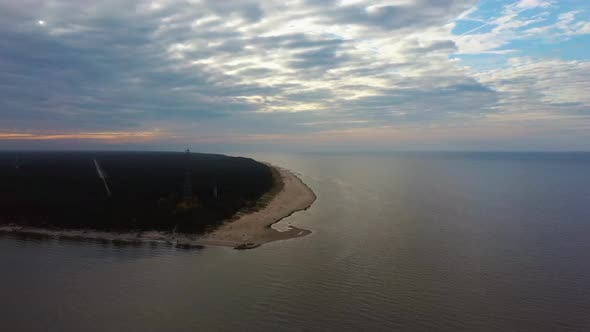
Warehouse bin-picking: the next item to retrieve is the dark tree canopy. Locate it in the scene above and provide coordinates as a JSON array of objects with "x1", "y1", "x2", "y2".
[{"x1": 0, "y1": 151, "x2": 273, "y2": 234}]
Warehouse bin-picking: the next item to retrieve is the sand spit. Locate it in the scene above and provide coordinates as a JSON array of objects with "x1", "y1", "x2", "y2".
[
  {"x1": 199, "y1": 165, "x2": 316, "y2": 246},
  {"x1": 0, "y1": 165, "x2": 316, "y2": 249}
]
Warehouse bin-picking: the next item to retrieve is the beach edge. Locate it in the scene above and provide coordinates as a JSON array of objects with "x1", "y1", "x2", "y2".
[{"x1": 0, "y1": 164, "x2": 316, "y2": 249}]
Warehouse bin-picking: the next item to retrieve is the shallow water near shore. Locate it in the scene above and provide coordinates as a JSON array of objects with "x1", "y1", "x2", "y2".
[{"x1": 2, "y1": 152, "x2": 590, "y2": 331}]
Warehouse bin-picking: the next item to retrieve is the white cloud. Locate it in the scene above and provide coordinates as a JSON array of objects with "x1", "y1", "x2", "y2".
[
  {"x1": 556, "y1": 11, "x2": 590, "y2": 35},
  {"x1": 0, "y1": 0, "x2": 589, "y2": 149},
  {"x1": 454, "y1": 0, "x2": 555, "y2": 54},
  {"x1": 477, "y1": 58, "x2": 590, "y2": 115},
  {"x1": 515, "y1": 0, "x2": 552, "y2": 10},
  {"x1": 522, "y1": 10, "x2": 590, "y2": 37}
]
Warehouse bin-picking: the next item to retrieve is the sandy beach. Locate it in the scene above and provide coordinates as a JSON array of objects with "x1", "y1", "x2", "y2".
[
  {"x1": 0, "y1": 164, "x2": 316, "y2": 249},
  {"x1": 199, "y1": 165, "x2": 316, "y2": 246}
]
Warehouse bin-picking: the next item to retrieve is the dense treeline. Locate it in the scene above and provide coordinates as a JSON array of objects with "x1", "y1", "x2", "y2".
[{"x1": 0, "y1": 151, "x2": 273, "y2": 234}]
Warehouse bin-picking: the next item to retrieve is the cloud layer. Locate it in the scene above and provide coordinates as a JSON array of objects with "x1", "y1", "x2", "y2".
[{"x1": 0, "y1": 0, "x2": 589, "y2": 150}]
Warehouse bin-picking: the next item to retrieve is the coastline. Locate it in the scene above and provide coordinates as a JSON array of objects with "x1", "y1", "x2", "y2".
[{"x1": 0, "y1": 164, "x2": 316, "y2": 249}]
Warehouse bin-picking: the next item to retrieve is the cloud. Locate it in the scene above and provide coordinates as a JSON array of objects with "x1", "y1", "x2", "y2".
[
  {"x1": 515, "y1": 0, "x2": 553, "y2": 10},
  {"x1": 316, "y1": 0, "x2": 475, "y2": 31},
  {"x1": 0, "y1": 0, "x2": 589, "y2": 150},
  {"x1": 453, "y1": 0, "x2": 555, "y2": 54},
  {"x1": 555, "y1": 11, "x2": 590, "y2": 36},
  {"x1": 455, "y1": 1, "x2": 590, "y2": 55},
  {"x1": 477, "y1": 58, "x2": 590, "y2": 115}
]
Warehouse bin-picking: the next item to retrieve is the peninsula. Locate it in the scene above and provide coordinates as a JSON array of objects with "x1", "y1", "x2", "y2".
[{"x1": 0, "y1": 151, "x2": 315, "y2": 248}]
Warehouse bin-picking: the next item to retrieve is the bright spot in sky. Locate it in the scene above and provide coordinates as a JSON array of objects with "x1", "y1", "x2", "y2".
[{"x1": 37, "y1": 20, "x2": 45, "y2": 25}]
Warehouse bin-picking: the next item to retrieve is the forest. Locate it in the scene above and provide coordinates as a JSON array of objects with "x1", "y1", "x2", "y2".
[{"x1": 0, "y1": 151, "x2": 274, "y2": 234}]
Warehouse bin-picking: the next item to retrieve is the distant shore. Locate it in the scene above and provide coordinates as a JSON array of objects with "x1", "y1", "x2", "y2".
[{"x1": 0, "y1": 164, "x2": 316, "y2": 249}]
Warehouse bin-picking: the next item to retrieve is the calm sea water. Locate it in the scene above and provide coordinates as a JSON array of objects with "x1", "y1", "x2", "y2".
[{"x1": 2, "y1": 152, "x2": 590, "y2": 331}]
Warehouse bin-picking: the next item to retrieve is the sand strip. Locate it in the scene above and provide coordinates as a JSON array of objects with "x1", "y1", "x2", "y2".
[
  {"x1": 0, "y1": 164, "x2": 316, "y2": 249},
  {"x1": 199, "y1": 164, "x2": 316, "y2": 246}
]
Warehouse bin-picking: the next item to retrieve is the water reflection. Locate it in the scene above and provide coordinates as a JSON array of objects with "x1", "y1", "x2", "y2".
[
  {"x1": 2, "y1": 152, "x2": 590, "y2": 331},
  {"x1": 0, "y1": 231, "x2": 205, "y2": 257}
]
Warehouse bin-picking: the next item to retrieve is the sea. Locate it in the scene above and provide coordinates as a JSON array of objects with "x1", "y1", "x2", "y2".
[{"x1": 1, "y1": 152, "x2": 590, "y2": 331}]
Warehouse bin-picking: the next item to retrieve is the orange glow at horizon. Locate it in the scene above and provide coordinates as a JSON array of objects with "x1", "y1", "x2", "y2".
[{"x1": 0, "y1": 130, "x2": 160, "y2": 142}]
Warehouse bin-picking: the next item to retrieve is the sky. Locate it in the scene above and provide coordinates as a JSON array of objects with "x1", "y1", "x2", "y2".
[{"x1": 1, "y1": 0, "x2": 589, "y2": 152}]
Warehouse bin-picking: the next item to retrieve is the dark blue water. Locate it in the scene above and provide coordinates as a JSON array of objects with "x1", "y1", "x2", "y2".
[{"x1": 1, "y1": 152, "x2": 590, "y2": 331}]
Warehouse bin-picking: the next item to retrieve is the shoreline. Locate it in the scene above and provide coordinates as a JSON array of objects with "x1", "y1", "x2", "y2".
[{"x1": 0, "y1": 164, "x2": 316, "y2": 249}]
